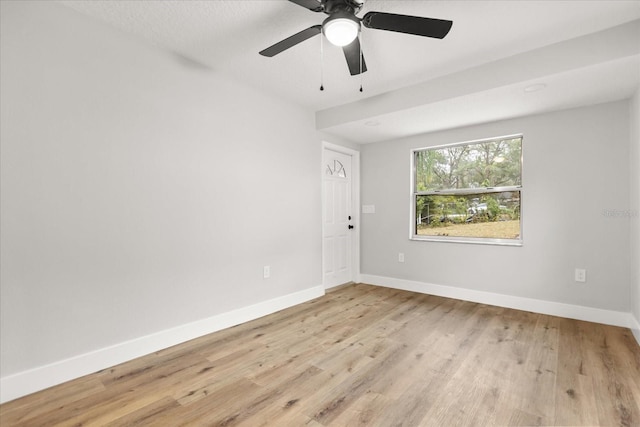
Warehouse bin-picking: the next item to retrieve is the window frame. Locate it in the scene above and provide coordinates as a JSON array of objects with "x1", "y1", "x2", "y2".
[{"x1": 410, "y1": 134, "x2": 523, "y2": 246}]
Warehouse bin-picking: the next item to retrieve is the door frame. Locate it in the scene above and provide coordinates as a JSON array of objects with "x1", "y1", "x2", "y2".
[{"x1": 321, "y1": 141, "x2": 361, "y2": 288}]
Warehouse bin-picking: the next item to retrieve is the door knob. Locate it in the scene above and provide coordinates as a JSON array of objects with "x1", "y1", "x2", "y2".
[{"x1": 348, "y1": 225, "x2": 354, "y2": 229}]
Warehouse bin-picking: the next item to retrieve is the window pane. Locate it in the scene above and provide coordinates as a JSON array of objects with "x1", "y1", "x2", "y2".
[
  {"x1": 415, "y1": 137, "x2": 522, "y2": 192},
  {"x1": 415, "y1": 191, "x2": 521, "y2": 240}
]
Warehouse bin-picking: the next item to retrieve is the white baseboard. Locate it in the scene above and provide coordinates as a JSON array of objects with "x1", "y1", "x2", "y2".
[
  {"x1": 0, "y1": 285, "x2": 325, "y2": 404},
  {"x1": 361, "y1": 274, "x2": 636, "y2": 329},
  {"x1": 631, "y1": 314, "x2": 640, "y2": 347}
]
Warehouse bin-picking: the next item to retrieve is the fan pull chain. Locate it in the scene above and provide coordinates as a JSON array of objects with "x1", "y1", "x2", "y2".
[
  {"x1": 320, "y1": 33, "x2": 324, "y2": 91},
  {"x1": 359, "y1": 34, "x2": 363, "y2": 93}
]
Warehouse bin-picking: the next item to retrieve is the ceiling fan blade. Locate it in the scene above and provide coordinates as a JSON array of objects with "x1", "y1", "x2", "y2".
[
  {"x1": 288, "y1": 0, "x2": 323, "y2": 12},
  {"x1": 362, "y1": 12, "x2": 452, "y2": 39},
  {"x1": 259, "y1": 25, "x2": 322, "y2": 57},
  {"x1": 343, "y1": 37, "x2": 367, "y2": 76}
]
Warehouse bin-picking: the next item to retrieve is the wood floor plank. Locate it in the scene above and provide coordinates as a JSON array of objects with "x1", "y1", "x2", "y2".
[
  {"x1": 377, "y1": 303, "x2": 499, "y2": 427},
  {"x1": 585, "y1": 322, "x2": 640, "y2": 427},
  {"x1": 553, "y1": 317, "x2": 600, "y2": 426},
  {"x1": 306, "y1": 339, "x2": 413, "y2": 425},
  {"x1": 481, "y1": 308, "x2": 541, "y2": 426},
  {"x1": 103, "y1": 396, "x2": 181, "y2": 427},
  {"x1": 325, "y1": 391, "x2": 392, "y2": 427},
  {"x1": 0, "y1": 376, "x2": 106, "y2": 426},
  {"x1": 424, "y1": 307, "x2": 518, "y2": 426},
  {"x1": 1, "y1": 284, "x2": 639, "y2": 427},
  {"x1": 515, "y1": 314, "x2": 560, "y2": 424}
]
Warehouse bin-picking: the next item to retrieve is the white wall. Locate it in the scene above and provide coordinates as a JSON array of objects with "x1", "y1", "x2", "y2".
[
  {"x1": 0, "y1": 0, "x2": 323, "y2": 398},
  {"x1": 361, "y1": 101, "x2": 632, "y2": 315},
  {"x1": 631, "y1": 88, "x2": 640, "y2": 341}
]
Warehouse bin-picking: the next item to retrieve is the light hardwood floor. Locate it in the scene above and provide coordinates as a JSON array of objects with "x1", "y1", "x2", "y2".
[{"x1": 2, "y1": 283, "x2": 639, "y2": 426}]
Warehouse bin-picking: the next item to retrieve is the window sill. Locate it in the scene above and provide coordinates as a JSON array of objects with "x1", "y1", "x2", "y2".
[{"x1": 410, "y1": 235, "x2": 523, "y2": 246}]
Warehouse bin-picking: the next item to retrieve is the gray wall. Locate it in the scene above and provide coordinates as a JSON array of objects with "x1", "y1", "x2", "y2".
[
  {"x1": 361, "y1": 101, "x2": 632, "y2": 312},
  {"x1": 0, "y1": 1, "x2": 322, "y2": 377},
  {"x1": 631, "y1": 89, "x2": 640, "y2": 336}
]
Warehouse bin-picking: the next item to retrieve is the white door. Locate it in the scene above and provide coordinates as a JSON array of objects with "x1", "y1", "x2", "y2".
[{"x1": 322, "y1": 148, "x2": 354, "y2": 288}]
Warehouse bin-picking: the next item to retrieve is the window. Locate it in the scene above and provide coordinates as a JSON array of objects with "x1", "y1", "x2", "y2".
[{"x1": 411, "y1": 135, "x2": 523, "y2": 245}]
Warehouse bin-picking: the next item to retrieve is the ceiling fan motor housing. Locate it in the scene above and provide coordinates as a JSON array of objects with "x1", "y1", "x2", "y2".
[{"x1": 322, "y1": 0, "x2": 364, "y2": 15}]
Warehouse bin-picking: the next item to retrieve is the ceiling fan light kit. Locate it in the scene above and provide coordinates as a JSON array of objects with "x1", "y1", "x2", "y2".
[
  {"x1": 259, "y1": 0, "x2": 453, "y2": 79},
  {"x1": 323, "y1": 13, "x2": 360, "y2": 47}
]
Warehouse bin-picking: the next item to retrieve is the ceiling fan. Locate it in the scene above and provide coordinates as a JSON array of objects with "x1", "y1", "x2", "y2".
[{"x1": 259, "y1": 0, "x2": 453, "y2": 76}]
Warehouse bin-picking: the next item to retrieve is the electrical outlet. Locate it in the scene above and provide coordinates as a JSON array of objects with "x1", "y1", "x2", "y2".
[
  {"x1": 574, "y1": 268, "x2": 586, "y2": 283},
  {"x1": 398, "y1": 253, "x2": 405, "y2": 263},
  {"x1": 263, "y1": 266, "x2": 270, "y2": 279}
]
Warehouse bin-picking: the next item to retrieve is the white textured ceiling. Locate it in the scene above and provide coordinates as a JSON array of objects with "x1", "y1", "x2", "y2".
[{"x1": 57, "y1": 0, "x2": 640, "y2": 143}]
